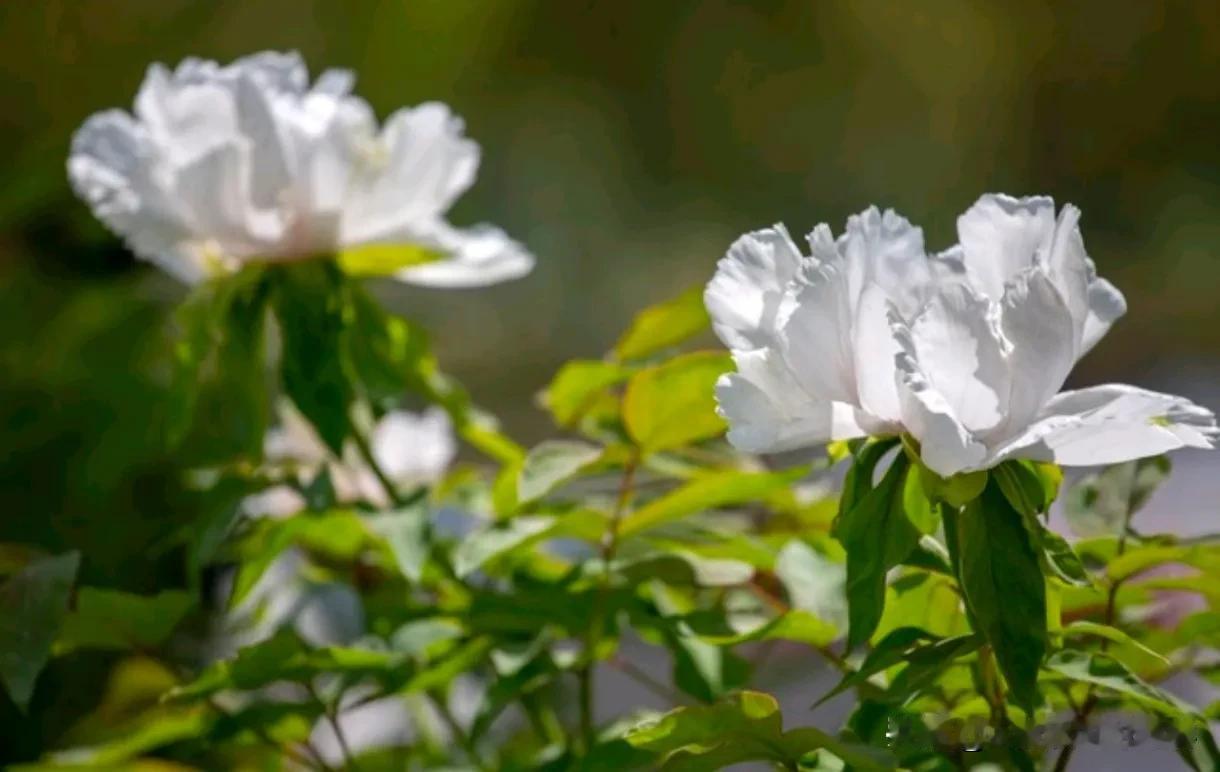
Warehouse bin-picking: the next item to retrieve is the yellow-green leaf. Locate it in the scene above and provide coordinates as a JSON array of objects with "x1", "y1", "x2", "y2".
[
  {"x1": 613, "y1": 284, "x2": 710, "y2": 361},
  {"x1": 622, "y1": 351, "x2": 731, "y2": 453},
  {"x1": 336, "y1": 243, "x2": 445, "y2": 277}
]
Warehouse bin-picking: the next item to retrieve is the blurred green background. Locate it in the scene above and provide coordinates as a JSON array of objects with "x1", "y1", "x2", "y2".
[{"x1": 2, "y1": 0, "x2": 1218, "y2": 760}]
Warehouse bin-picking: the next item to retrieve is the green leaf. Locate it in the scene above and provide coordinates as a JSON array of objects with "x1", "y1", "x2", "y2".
[
  {"x1": 994, "y1": 460, "x2": 1052, "y2": 517},
  {"x1": 1177, "y1": 724, "x2": 1220, "y2": 771},
  {"x1": 0, "y1": 552, "x2": 79, "y2": 710},
  {"x1": 1045, "y1": 649, "x2": 1202, "y2": 729},
  {"x1": 622, "y1": 351, "x2": 731, "y2": 453},
  {"x1": 917, "y1": 464, "x2": 988, "y2": 509},
  {"x1": 612, "y1": 284, "x2": 710, "y2": 361},
  {"x1": 517, "y1": 440, "x2": 602, "y2": 503},
  {"x1": 1062, "y1": 621, "x2": 1170, "y2": 666},
  {"x1": 885, "y1": 633, "x2": 984, "y2": 702},
  {"x1": 56, "y1": 588, "x2": 193, "y2": 654},
  {"x1": 341, "y1": 282, "x2": 432, "y2": 412},
  {"x1": 42, "y1": 706, "x2": 211, "y2": 766},
  {"x1": 838, "y1": 455, "x2": 920, "y2": 650},
  {"x1": 618, "y1": 467, "x2": 806, "y2": 538},
  {"x1": 454, "y1": 509, "x2": 606, "y2": 577},
  {"x1": 814, "y1": 627, "x2": 975, "y2": 708},
  {"x1": 168, "y1": 268, "x2": 270, "y2": 463},
  {"x1": 336, "y1": 243, "x2": 444, "y2": 277},
  {"x1": 835, "y1": 438, "x2": 899, "y2": 533},
  {"x1": 271, "y1": 262, "x2": 353, "y2": 453},
  {"x1": 625, "y1": 691, "x2": 893, "y2": 771},
  {"x1": 1064, "y1": 456, "x2": 1170, "y2": 538},
  {"x1": 1027, "y1": 519, "x2": 1091, "y2": 587},
  {"x1": 541, "y1": 359, "x2": 635, "y2": 428},
  {"x1": 774, "y1": 540, "x2": 847, "y2": 637},
  {"x1": 368, "y1": 504, "x2": 431, "y2": 583},
  {"x1": 169, "y1": 628, "x2": 405, "y2": 701},
  {"x1": 956, "y1": 480, "x2": 1047, "y2": 713}
]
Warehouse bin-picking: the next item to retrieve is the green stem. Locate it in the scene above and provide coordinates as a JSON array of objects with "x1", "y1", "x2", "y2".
[{"x1": 578, "y1": 452, "x2": 640, "y2": 754}]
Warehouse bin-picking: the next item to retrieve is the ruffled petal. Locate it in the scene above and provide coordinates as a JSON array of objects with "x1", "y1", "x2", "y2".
[
  {"x1": 893, "y1": 348, "x2": 988, "y2": 476},
  {"x1": 851, "y1": 283, "x2": 903, "y2": 424},
  {"x1": 779, "y1": 261, "x2": 859, "y2": 405},
  {"x1": 991, "y1": 384, "x2": 1217, "y2": 467},
  {"x1": 705, "y1": 224, "x2": 804, "y2": 350},
  {"x1": 340, "y1": 102, "x2": 480, "y2": 244},
  {"x1": 716, "y1": 347, "x2": 865, "y2": 453},
  {"x1": 956, "y1": 193, "x2": 1055, "y2": 300},
  {"x1": 906, "y1": 282, "x2": 1009, "y2": 434},
  {"x1": 836, "y1": 206, "x2": 930, "y2": 315},
  {"x1": 996, "y1": 268, "x2": 1078, "y2": 436}
]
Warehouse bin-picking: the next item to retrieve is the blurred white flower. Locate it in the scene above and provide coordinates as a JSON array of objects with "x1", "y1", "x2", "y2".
[
  {"x1": 222, "y1": 404, "x2": 456, "y2": 649},
  {"x1": 707, "y1": 194, "x2": 1217, "y2": 477},
  {"x1": 68, "y1": 51, "x2": 533, "y2": 286}
]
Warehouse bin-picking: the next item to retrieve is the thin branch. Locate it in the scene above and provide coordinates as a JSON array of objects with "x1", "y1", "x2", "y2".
[
  {"x1": 579, "y1": 453, "x2": 640, "y2": 754},
  {"x1": 427, "y1": 689, "x2": 491, "y2": 772},
  {"x1": 1052, "y1": 490, "x2": 1138, "y2": 772},
  {"x1": 307, "y1": 683, "x2": 359, "y2": 772},
  {"x1": 608, "y1": 655, "x2": 691, "y2": 706}
]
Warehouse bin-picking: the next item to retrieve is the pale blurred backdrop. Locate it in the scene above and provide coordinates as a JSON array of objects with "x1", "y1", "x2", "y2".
[{"x1": 1, "y1": 2, "x2": 1218, "y2": 767}]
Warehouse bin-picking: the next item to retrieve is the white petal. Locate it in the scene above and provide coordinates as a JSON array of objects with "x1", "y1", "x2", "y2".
[
  {"x1": 371, "y1": 408, "x2": 457, "y2": 485},
  {"x1": 172, "y1": 142, "x2": 284, "y2": 256},
  {"x1": 851, "y1": 283, "x2": 903, "y2": 423},
  {"x1": 67, "y1": 111, "x2": 204, "y2": 283},
  {"x1": 392, "y1": 222, "x2": 534, "y2": 288},
  {"x1": 956, "y1": 194, "x2": 1055, "y2": 300},
  {"x1": 1080, "y1": 273, "x2": 1127, "y2": 354},
  {"x1": 890, "y1": 313, "x2": 988, "y2": 476},
  {"x1": 996, "y1": 268, "x2": 1078, "y2": 436},
  {"x1": 705, "y1": 225, "x2": 804, "y2": 350},
  {"x1": 1044, "y1": 203, "x2": 1093, "y2": 346},
  {"x1": 716, "y1": 347, "x2": 865, "y2": 453},
  {"x1": 341, "y1": 102, "x2": 480, "y2": 244},
  {"x1": 993, "y1": 384, "x2": 1218, "y2": 467},
  {"x1": 893, "y1": 349, "x2": 988, "y2": 476},
  {"x1": 779, "y1": 261, "x2": 858, "y2": 405},
  {"x1": 837, "y1": 206, "x2": 930, "y2": 315},
  {"x1": 907, "y1": 282, "x2": 1008, "y2": 434}
]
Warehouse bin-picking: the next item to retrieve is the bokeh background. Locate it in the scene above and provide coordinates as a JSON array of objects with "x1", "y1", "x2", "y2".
[{"x1": 2, "y1": 1, "x2": 1218, "y2": 766}]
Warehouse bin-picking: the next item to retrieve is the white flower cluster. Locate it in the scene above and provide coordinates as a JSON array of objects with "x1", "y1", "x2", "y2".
[
  {"x1": 707, "y1": 195, "x2": 1217, "y2": 476},
  {"x1": 69, "y1": 52, "x2": 532, "y2": 286}
]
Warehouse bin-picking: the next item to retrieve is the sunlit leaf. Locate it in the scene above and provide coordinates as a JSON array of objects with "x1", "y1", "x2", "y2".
[
  {"x1": 540, "y1": 359, "x2": 635, "y2": 428},
  {"x1": 622, "y1": 351, "x2": 731, "y2": 453},
  {"x1": 618, "y1": 467, "x2": 805, "y2": 538},
  {"x1": 336, "y1": 242, "x2": 444, "y2": 277},
  {"x1": 1062, "y1": 621, "x2": 1170, "y2": 666},
  {"x1": 517, "y1": 440, "x2": 602, "y2": 503},
  {"x1": 1045, "y1": 649, "x2": 1202, "y2": 729},
  {"x1": 625, "y1": 690, "x2": 894, "y2": 771},
  {"x1": 612, "y1": 284, "x2": 709, "y2": 362}
]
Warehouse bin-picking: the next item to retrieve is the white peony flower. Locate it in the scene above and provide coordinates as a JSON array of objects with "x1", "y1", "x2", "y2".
[
  {"x1": 68, "y1": 51, "x2": 533, "y2": 286},
  {"x1": 706, "y1": 194, "x2": 1217, "y2": 477}
]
